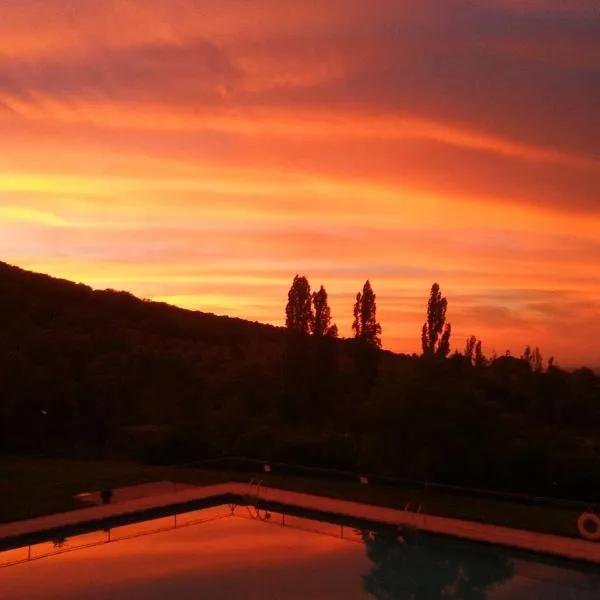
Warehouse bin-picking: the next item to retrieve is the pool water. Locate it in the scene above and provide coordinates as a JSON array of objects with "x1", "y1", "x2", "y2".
[{"x1": 1, "y1": 504, "x2": 599, "y2": 599}]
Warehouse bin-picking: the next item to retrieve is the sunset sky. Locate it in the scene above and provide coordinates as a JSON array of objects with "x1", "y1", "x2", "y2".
[{"x1": 1, "y1": 1, "x2": 599, "y2": 368}]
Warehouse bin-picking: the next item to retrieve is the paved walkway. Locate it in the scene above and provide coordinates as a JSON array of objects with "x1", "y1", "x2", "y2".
[
  {"x1": 0, "y1": 483, "x2": 237, "y2": 542},
  {"x1": 74, "y1": 480, "x2": 197, "y2": 505},
  {"x1": 259, "y1": 486, "x2": 600, "y2": 564},
  {"x1": 1, "y1": 482, "x2": 599, "y2": 564}
]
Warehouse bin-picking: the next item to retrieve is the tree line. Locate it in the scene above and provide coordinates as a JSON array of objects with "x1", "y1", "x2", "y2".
[
  {"x1": 285, "y1": 275, "x2": 380, "y2": 347},
  {"x1": 0, "y1": 261, "x2": 598, "y2": 499},
  {"x1": 285, "y1": 275, "x2": 552, "y2": 370}
]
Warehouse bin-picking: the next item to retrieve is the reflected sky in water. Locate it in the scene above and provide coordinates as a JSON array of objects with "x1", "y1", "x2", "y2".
[{"x1": 1, "y1": 505, "x2": 600, "y2": 599}]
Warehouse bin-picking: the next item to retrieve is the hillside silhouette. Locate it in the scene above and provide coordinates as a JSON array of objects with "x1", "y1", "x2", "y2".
[
  {"x1": 0, "y1": 261, "x2": 288, "y2": 458},
  {"x1": 1, "y1": 261, "x2": 599, "y2": 500}
]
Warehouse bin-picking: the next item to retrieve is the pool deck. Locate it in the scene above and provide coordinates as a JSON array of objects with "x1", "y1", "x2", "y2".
[{"x1": 1, "y1": 482, "x2": 599, "y2": 564}]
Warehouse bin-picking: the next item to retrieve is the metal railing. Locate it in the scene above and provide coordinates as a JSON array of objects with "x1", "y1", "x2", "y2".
[
  {"x1": 0, "y1": 511, "x2": 230, "y2": 569},
  {"x1": 173, "y1": 455, "x2": 597, "y2": 510},
  {"x1": 2, "y1": 454, "x2": 596, "y2": 532}
]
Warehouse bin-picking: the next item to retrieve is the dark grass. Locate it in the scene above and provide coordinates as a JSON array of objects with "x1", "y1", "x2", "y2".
[
  {"x1": 0, "y1": 456, "x2": 584, "y2": 539},
  {"x1": 0, "y1": 456, "x2": 228, "y2": 524},
  {"x1": 256, "y1": 473, "x2": 583, "y2": 539}
]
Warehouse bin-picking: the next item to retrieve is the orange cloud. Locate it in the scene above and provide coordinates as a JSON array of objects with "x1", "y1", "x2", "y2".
[
  {"x1": 2, "y1": 93, "x2": 598, "y2": 174},
  {"x1": 0, "y1": 0, "x2": 598, "y2": 368}
]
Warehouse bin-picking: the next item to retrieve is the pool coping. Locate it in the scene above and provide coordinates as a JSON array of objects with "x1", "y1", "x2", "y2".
[{"x1": 1, "y1": 482, "x2": 599, "y2": 564}]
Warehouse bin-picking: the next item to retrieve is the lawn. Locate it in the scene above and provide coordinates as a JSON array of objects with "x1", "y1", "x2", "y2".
[
  {"x1": 256, "y1": 473, "x2": 585, "y2": 539},
  {"x1": 0, "y1": 455, "x2": 586, "y2": 540},
  {"x1": 0, "y1": 455, "x2": 227, "y2": 523}
]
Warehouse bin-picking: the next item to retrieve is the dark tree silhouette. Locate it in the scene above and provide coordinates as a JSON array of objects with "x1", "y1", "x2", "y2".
[
  {"x1": 311, "y1": 287, "x2": 340, "y2": 421},
  {"x1": 465, "y1": 336, "x2": 486, "y2": 367},
  {"x1": 465, "y1": 336, "x2": 477, "y2": 364},
  {"x1": 283, "y1": 276, "x2": 317, "y2": 422},
  {"x1": 352, "y1": 280, "x2": 382, "y2": 348},
  {"x1": 285, "y1": 275, "x2": 314, "y2": 335},
  {"x1": 438, "y1": 324, "x2": 452, "y2": 358},
  {"x1": 351, "y1": 281, "x2": 382, "y2": 395},
  {"x1": 474, "y1": 340, "x2": 486, "y2": 368},
  {"x1": 421, "y1": 283, "x2": 451, "y2": 358},
  {"x1": 531, "y1": 346, "x2": 544, "y2": 373},
  {"x1": 522, "y1": 345, "x2": 544, "y2": 372},
  {"x1": 360, "y1": 528, "x2": 516, "y2": 600},
  {"x1": 2, "y1": 260, "x2": 600, "y2": 501},
  {"x1": 312, "y1": 285, "x2": 337, "y2": 337},
  {"x1": 532, "y1": 347, "x2": 543, "y2": 372}
]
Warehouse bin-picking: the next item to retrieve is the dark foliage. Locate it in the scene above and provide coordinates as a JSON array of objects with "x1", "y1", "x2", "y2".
[
  {"x1": 422, "y1": 283, "x2": 451, "y2": 358},
  {"x1": 351, "y1": 281, "x2": 382, "y2": 394},
  {"x1": 352, "y1": 280, "x2": 382, "y2": 348},
  {"x1": 312, "y1": 285, "x2": 337, "y2": 338},
  {"x1": 1, "y1": 262, "x2": 599, "y2": 500},
  {"x1": 285, "y1": 274, "x2": 314, "y2": 335}
]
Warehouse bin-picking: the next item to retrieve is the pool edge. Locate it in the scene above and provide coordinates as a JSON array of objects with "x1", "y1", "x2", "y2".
[{"x1": 2, "y1": 482, "x2": 599, "y2": 565}]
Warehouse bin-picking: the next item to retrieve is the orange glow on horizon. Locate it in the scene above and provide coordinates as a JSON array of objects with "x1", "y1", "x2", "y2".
[{"x1": 0, "y1": 0, "x2": 599, "y2": 369}]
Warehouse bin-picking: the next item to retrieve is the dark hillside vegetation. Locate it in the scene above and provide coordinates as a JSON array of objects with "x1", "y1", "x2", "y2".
[{"x1": 1, "y1": 261, "x2": 599, "y2": 501}]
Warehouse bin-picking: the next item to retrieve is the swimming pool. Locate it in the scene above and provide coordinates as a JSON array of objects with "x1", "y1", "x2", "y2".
[{"x1": 2, "y1": 503, "x2": 599, "y2": 599}]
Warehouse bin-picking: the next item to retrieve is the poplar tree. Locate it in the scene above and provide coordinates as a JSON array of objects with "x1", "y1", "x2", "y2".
[
  {"x1": 282, "y1": 275, "x2": 314, "y2": 422},
  {"x1": 474, "y1": 340, "x2": 486, "y2": 368},
  {"x1": 285, "y1": 275, "x2": 314, "y2": 335},
  {"x1": 352, "y1": 280, "x2": 382, "y2": 395},
  {"x1": 352, "y1": 280, "x2": 382, "y2": 348},
  {"x1": 312, "y1": 285, "x2": 337, "y2": 337},
  {"x1": 465, "y1": 336, "x2": 486, "y2": 367},
  {"x1": 522, "y1": 345, "x2": 543, "y2": 372},
  {"x1": 421, "y1": 283, "x2": 452, "y2": 358},
  {"x1": 311, "y1": 285, "x2": 339, "y2": 420},
  {"x1": 465, "y1": 336, "x2": 477, "y2": 364}
]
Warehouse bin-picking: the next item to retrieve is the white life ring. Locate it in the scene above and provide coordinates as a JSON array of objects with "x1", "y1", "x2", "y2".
[{"x1": 577, "y1": 512, "x2": 600, "y2": 541}]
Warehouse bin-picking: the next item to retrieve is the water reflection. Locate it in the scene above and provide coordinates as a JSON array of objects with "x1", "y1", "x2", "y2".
[
  {"x1": 237, "y1": 508, "x2": 364, "y2": 544},
  {"x1": 0, "y1": 505, "x2": 232, "y2": 568},
  {"x1": 1, "y1": 506, "x2": 368, "y2": 600},
  {"x1": 360, "y1": 528, "x2": 516, "y2": 599},
  {"x1": 2, "y1": 505, "x2": 600, "y2": 600}
]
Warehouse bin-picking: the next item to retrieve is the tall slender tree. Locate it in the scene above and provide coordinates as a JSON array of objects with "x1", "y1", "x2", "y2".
[
  {"x1": 285, "y1": 275, "x2": 314, "y2": 335},
  {"x1": 352, "y1": 281, "x2": 382, "y2": 396},
  {"x1": 352, "y1": 280, "x2": 382, "y2": 348},
  {"x1": 521, "y1": 345, "x2": 543, "y2": 371},
  {"x1": 438, "y1": 324, "x2": 452, "y2": 358},
  {"x1": 532, "y1": 347, "x2": 544, "y2": 372},
  {"x1": 421, "y1": 283, "x2": 451, "y2": 358},
  {"x1": 474, "y1": 340, "x2": 486, "y2": 368},
  {"x1": 310, "y1": 285, "x2": 339, "y2": 421},
  {"x1": 465, "y1": 336, "x2": 477, "y2": 364},
  {"x1": 465, "y1": 335, "x2": 486, "y2": 367},
  {"x1": 282, "y1": 275, "x2": 313, "y2": 423},
  {"x1": 312, "y1": 285, "x2": 337, "y2": 337}
]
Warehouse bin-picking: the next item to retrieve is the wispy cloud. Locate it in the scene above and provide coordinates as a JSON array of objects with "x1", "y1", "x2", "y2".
[{"x1": 0, "y1": 0, "x2": 598, "y2": 367}]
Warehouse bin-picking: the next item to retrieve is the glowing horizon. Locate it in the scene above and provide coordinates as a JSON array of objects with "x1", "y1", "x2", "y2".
[{"x1": 1, "y1": 0, "x2": 599, "y2": 368}]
